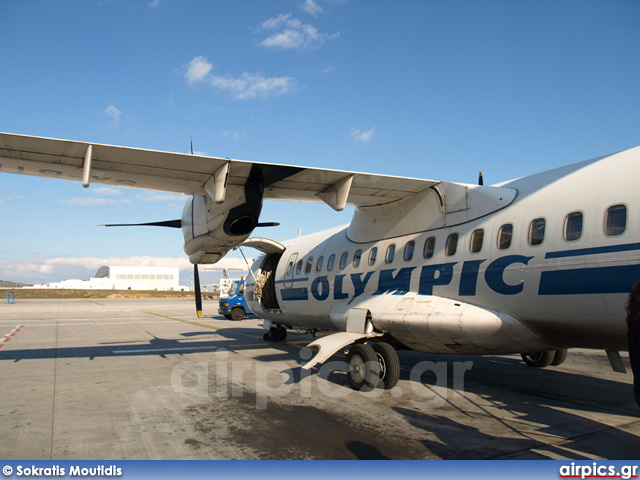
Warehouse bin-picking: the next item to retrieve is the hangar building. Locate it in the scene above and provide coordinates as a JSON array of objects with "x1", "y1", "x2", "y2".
[{"x1": 94, "y1": 266, "x2": 180, "y2": 291}]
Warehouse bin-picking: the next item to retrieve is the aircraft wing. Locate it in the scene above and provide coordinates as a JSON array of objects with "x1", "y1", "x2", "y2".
[{"x1": 0, "y1": 132, "x2": 436, "y2": 209}]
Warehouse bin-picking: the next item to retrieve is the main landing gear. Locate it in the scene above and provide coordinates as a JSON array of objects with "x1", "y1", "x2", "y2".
[
  {"x1": 521, "y1": 349, "x2": 568, "y2": 367},
  {"x1": 262, "y1": 325, "x2": 287, "y2": 342},
  {"x1": 346, "y1": 342, "x2": 400, "y2": 391}
]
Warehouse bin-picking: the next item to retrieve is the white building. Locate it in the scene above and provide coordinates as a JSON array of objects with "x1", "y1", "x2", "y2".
[{"x1": 94, "y1": 266, "x2": 180, "y2": 291}]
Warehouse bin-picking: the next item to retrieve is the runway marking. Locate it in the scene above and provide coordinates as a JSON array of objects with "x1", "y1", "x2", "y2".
[{"x1": 0, "y1": 325, "x2": 24, "y2": 349}]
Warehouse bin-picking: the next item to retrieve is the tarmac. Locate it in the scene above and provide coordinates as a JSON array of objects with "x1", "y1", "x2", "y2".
[{"x1": 0, "y1": 297, "x2": 639, "y2": 460}]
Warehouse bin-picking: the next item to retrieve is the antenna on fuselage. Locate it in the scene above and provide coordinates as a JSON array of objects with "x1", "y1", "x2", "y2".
[{"x1": 478, "y1": 171, "x2": 484, "y2": 186}]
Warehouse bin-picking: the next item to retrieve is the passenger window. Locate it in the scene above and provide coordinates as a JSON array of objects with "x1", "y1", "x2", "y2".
[
  {"x1": 353, "y1": 250, "x2": 362, "y2": 268},
  {"x1": 316, "y1": 256, "x2": 324, "y2": 272},
  {"x1": 295, "y1": 260, "x2": 303, "y2": 275},
  {"x1": 404, "y1": 241, "x2": 415, "y2": 261},
  {"x1": 605, "y1": 204, "x2": 627, "y2": 236},
  {"x1": 528, "y1": 218, "x2": 545, "y2": 246},
  {"x1": 368, "y1": 247, "x2": 377, "y2": 266},
  {"x1": 327, "y1": 254, "x2": 335, "y2": 272},
  {"x1": 385, "y1": 244, "x2": 396, "y2": 264},
  {"x1": 305, "y1": 256, "x2": 314, "y2": 274},
  {"x1": 339, "y1": 252, "x2": 349, "y2": 270},
  {"x1": 564, "y1": 212, "x2": 583, "y2": 241},
  {"x1": 286, "y1": 261, "x2": 294, "y2": 276},
  {"x1": 498, "y1": 224, "x2": 513, "y2": 250},
  {"x1": 445, "y1": 233, "x2": 458, "y2": 256},
  {"x1": 423, "y1": 237, "x2": 435, "y2": 259},
  {"x1": 470, "y1": 229, "x2": 484, "y2": 253}
]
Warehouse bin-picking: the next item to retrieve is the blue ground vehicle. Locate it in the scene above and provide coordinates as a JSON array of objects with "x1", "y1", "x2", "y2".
[{"x1": 218, "y1": 278, "x2": 251, "y2": 320}]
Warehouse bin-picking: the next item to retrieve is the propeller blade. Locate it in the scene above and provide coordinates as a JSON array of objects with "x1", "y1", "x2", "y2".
[
  {"x1": 194, "y1": 264, "x2": 202, "y2": 319},
  {"x1": 99, "y1": 220, "x2": 182, "y2": 228},
  {"x1": 256, "y1": 222, "x2": 280, "y2": 227},
  {"x1": 478, "y1": 171, "x2": 484, "y2": 186}
]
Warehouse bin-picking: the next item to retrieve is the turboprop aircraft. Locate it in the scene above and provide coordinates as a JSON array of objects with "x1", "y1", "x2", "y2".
[{"x1": 1, "y1": 132, "x2": 638, "y2": 391}]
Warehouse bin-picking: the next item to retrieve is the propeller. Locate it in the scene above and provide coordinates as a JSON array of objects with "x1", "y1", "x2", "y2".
[
  {"x1": 193, "y1": 263, "x2": 202, "y2": 318},
  {"x1": 99, "y1": 220, "x2": 182, "y2": 228}
]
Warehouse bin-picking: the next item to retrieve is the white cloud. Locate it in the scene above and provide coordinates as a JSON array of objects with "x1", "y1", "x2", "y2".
[
  {"x1": 259, "y1": 13, "x2": 339, "y2": 50},
  {"x1": 149, "y1": 0, "x2": 160, "y2": 6},
  {"x1": 351, "y1": 127, "x2": 376, "y2": 143},
  {"x1": 183, "y1": 57, "x2": 295, "y2": 101},
  {"x1": 185, "y1": 56, "x2": 213, "y2": 86},
  {"x1": 210, "y1": 72, "x2": 295, "y2": 100},
  {"x1": 58, "y1": 198, "x2": 118, "y2": 207},
  {"x1": 92, "y1": 187, "x2": 122, "y2": 196},
  {"x1": 135, "y1": 192, "x2": 187, "y2": 203},
  {"x1": 105, "y1": 104, "x2": 121, "y2": 122},
  {"x1": 300, "y1": 0, "x2": 323, "y2": 16},
  {"x1": 223, "y1": 130, "x2": 246, "y2": 142}
]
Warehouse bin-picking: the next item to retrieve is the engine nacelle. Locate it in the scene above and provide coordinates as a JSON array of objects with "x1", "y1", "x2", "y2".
[{"x1": 182, "y1": 166, "x2": 265, "y2": 264}]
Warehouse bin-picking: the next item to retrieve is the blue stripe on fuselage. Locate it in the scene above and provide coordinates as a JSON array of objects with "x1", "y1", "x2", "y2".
[
  {"x1": 545, "y1": 242, "x2": 640, "y2": 259},
  {"x1": 538, "y1": 264, "x2": 640, "y2": 295}
]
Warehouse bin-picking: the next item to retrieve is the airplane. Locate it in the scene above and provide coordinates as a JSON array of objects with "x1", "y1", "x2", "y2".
[{"x1": 0, "y1": 132, "x2": 637, "y2": 391}]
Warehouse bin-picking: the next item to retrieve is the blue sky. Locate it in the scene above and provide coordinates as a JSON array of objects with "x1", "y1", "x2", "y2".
[{"x1": 1, "y1": 0, "x2": 639, "y2": 285}]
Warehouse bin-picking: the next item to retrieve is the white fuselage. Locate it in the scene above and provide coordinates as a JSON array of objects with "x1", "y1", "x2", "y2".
[{"x1": 245, "y1": 148, "x2": 639, "y2": 354}]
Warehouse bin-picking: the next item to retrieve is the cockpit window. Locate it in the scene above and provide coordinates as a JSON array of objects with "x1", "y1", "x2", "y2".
[
  {"x1": 295, "y1": 260, "x2": 303, "y2": 275},
  {"x1": 316, "y1": 256, "x2": 324, "y2": 272},
  {"x1": 305, "y1": 256, "x2": 314, "y2": 274}
]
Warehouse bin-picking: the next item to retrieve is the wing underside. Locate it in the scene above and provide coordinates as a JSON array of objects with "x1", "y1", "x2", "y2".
[{"x1": 0, "y1": 132, "x2": 436, "y2": 209}]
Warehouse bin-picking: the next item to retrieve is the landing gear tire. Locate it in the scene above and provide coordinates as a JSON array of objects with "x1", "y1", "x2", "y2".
[
  {"x1": 346, "y1": 344, "x2": 381, "y2": 391},
  {"x1": 551, "y1": 348, "x2": 568, "y2": 366},
  {"x1": 521, "y1": 351, "x2": 554, "y2": 367},
  {"x1": 277, "y1": 325, "x2": 287, "y2": 341},
  {"x1": 268, "y1": 326, "x2": 279, "y2": 343},
  {"x1": 230, "y1": 307, "x2": 244, "y2": 321},
  {"x1": 371, "y1": 342, "x2": 400, "y2": 389}
]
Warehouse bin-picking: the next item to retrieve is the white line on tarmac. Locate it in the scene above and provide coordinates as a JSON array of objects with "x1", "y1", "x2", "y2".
[{"x1": 112, "y1": 346, "x2": 218, "y2": 354}]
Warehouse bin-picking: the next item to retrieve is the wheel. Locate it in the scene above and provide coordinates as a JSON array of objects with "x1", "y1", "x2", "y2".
[
  {"x1": 551, "y1": 348, "x2": 568, "y2": 366},
  {"x1": 224, "y1": 314, "x2": 233, "y2": 320},
  {"x1": 277, "y1": 325, "x2": 287, "y2": 342},
  {"x1": 521, "y1": 351, "x2": 554, "y2": 367},
  {"x1": 371, "y1": 342, "x2": 400, "y2": 389},
  {"x1": 346, "y1": 344, "x2": 381, "y2": 391},
  {"x1": 230, "y1": 307, "x2": 244, "y2": 321},
  {"x1": 268, "y1": 326, "x2": 280, "y2": 342}
]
